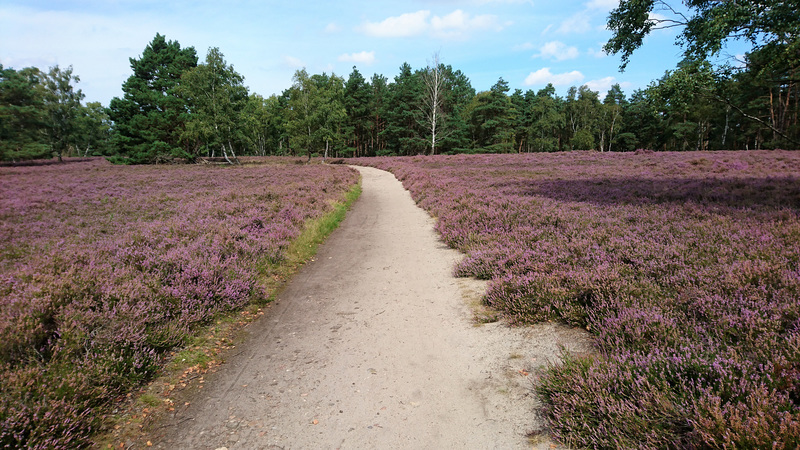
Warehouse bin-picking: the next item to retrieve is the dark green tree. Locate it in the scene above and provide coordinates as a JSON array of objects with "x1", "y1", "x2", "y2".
[
  {"x1": 108, "y1": 33, "x2": 197, "y2": 164},
  {"x1": 439, "y1": 66, "x2": 474, "y2": 153},
  {"x1": 286, "y1": 69, "x2": 317, "y2": 159},
  {"x1": 529, "y1": 84, "x2": 566, "y2": 152},
  {"x1": 625, "y1": 87, "x2": 663, "y2": 150},
  {"x1": 344, "y1": 67, "x2": 372, "y2": 157},
  {"x1": 510, "y1": 89, "x2": 529, "y2": 153},
  {"x1": 241, "y1": 93, "x2": 286, "y2": 156},
  {"x1": 382, "y1": 63, "x2": 426, "y2": 155},
  {"x1": 75, "y1": 101, "x2": 112, "y2": 156},
  {"x1": 286, "y1": 70, "x2": 346, "y2": 160},
  {"x1": 467, "y1": 78, "x2": 516, "y2": 152},
  {"x1": 604, "y1": 0, "x2": 800, "y2": 148},
  {"x1": 368, "y1": 74, "x2": 390, "y2": 156},
  {"x1": 605, "y1": 0, "x2": 799, "y2": 70},
  {"x1": 0, "y1": 65, "x2": 49, "y2": 161},
  {"x1": 312, "y1": 73, "x2": 347, "y2": 159},
  {"x1": 41, "y1": 66, "x2": 85, "y2": 161},
  {"x1": 647, "y1": 60, "x2": 717, "y2": 150}
]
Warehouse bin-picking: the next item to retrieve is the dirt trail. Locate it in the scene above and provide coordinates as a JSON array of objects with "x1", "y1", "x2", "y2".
[{"x1": 152, "y1": 166, "x2": 590, "y2": 449}]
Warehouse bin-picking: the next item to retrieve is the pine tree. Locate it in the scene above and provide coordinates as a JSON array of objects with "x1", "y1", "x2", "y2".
[
  {"x1": 344, "y1": 67, "x2": 372, "y2": 157},
  {"x1": 107, "y1": 33, "x2": 197, "y2": 163},
  {"x1": 382, "y1": 63, "x2": 426, "y2": 155},
  {"x1": 468, "y1": 78, "x2": 516, "y2": 152}
]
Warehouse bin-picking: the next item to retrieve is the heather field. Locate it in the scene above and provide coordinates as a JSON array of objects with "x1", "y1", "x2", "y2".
[
  {"x1": 0, "y1": 158, "x2": 359, "y2": 448},
  {"x1": 353, "y1": 151, "x2": 800, "y2": 449}
]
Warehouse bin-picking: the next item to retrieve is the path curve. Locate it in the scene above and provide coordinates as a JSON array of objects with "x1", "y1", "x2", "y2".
[{"x1": 152, "y1": 166, "x2": 588, "y2": 449}]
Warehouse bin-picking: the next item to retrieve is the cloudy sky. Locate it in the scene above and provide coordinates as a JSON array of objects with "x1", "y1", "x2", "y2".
[{"x1": 0, "y1": 0, "x2": 738, "y2": 105}]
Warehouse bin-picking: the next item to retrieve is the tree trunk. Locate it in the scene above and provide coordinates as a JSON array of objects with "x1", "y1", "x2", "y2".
[
  {"x1": 227, "y1": 141, "x2": 240, "y2": 164},
  {"x1": 221, "y1": 144, "x2": 232, "y2": 164}
]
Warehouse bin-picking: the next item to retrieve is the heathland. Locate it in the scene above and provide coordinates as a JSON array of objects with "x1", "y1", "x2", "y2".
[
  {"x1": 0, "y1": 158, "x2": 359, "y2": 448},
  {"x1": 1, "y1": 150, "x2": 798, "y2": 449},
  {"x1": 355, "y1": 150, "x2": 800, "y2": 448}
]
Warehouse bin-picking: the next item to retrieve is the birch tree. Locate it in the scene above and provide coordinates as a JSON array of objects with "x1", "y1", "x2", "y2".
[
  {"x1": 41, "y1": 66, "x2": 85, "y2": 161},
  {"x1": 419, "y1": 52, "x2": 446, "y2": 155},
  {"x1": 179, "y1": 47, "x2": 248, "y2": 163}
]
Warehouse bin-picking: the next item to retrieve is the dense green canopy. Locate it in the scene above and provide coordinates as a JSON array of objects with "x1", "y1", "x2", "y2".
[
  {"x1": 107, "y1": 33, "x2": 198, "y2": 164},
  {"x1": 2, "y1": 24, "x2": 797, "y2": 164}
]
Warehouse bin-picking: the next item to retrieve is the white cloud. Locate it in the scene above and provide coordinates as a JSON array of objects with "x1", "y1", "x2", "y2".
[
  {"x1": 475, "y1": 0, "x2": 533, "y2": 4},
  {"x1": 557, "y1": 11, "x2": 592, "y2": 34},
  {"x1": 585, "y1": 76, "x2": 632, "y2": 93},
  {"x1": 358, "y1": 10, "x2": 431, "y2": 38},
  {"x1": 431, "y1": 9, "x2": 506, "y2": 39},
  {"x1": 324, "y1": 22, "x2": 341, "y2": 33},
  {"x1": 358, "y1": 9, "x2": 505, "y2": 40},
  {"x1": 536, "y1": 41, "x2": 579, "y2": 61},
  {"x1": 283, "y1": 55, "x2": 305, "y2": 69},
  {"x1": 0, "y1": 5, "x2": 166, "y2": 103},
  {"x1": 524, "y1": 68, "x2": 584, "y2": 86},
  {"x1": 338, "y1": 51, "x2": 376, "y2": 65},
  {"x1": 587, "y1": 47, "x2": 607, "y2": 58},
  {"x1": 586, "y1": 0, "x2": 619, "y2": 10},
  {"x1": 647, "y1": 11, "x2": 671, "y2": 30},
  {"x1": 514, "y1": 42, "x2": 536, "y2": 51}
]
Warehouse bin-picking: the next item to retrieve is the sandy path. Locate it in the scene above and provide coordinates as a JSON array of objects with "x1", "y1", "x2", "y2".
[{"x1": 152, "y1": 166, "x2": 589, "y2": 449}]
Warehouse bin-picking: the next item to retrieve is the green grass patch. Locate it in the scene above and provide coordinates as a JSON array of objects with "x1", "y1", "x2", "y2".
[
  {"x1": 288, "y1": 182, "x2": 362, "y2": 261},
  {"x1": 93, "y1": 175, "x2": 362, "y2": 448},
  {"x1": 255, "y1": 180, "x2": 362, "y2": 305}
]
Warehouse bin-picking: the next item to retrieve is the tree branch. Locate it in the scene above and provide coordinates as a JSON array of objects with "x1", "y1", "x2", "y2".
[{"x1": 707, "y1": 90, "x2": 800, "y2": 147}]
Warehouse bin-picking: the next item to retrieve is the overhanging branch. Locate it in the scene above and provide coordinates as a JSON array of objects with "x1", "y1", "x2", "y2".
[{"x1": 707, "y1": 90, "x2": 800, "y2": 147}]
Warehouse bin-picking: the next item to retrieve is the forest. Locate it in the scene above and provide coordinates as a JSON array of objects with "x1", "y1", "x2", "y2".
[{"x1": 1, "y1": 0, "x2": 798, "y2": 163}]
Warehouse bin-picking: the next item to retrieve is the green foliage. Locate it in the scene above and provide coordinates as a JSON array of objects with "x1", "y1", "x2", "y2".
[
  {"x1": 6, "y1": 29, "x2": 797, "y2": 161},
  {"x1": 535, "y1": 93, "x2": 566, "y2": 151},
  {"x1": 605, "y1": 0, "x2": 799, "y2": 69},
  {"x1": 285, "y1": 69, "x2": 347, "y2": 160},
  {"x1": 382, "y1": 63, "x2": 427, "y2": 155},
  {"x1": 75, "y1": 101, "x2": 113, "y2": 156},
  {"x1": 0, "y1": 64, "x2": 108, "y2": 162},
  {"x1": 0, "y1": 65, "x2": 50, "y2": 161},
  {"x1": 179, "y1": 47, "x2": 249, "y2": 163},
  {"x1": 107, "y1": 33, "x2": 198, "y2": 164},
  {"x1": 41, "y1": 66, "x2": 85, "y2": 161},
  {"x1": 566, "y1": 86, "x2": 600, "y2": 150},
  {"x1": 603, "y1": 0, "x2": 799, "y2": 148},
  {"x1": 344, "y1": 67, "x2": 372, "y2": 157},
  {"x1": 438, "y1": 65, "x2": 475, "y2": 153},
  {"x1": 242, "y1": 93, "x2": 287, "y2": 156},
  {"x1": 467, "y1": 78, "x2": 516, "y2": 152}
]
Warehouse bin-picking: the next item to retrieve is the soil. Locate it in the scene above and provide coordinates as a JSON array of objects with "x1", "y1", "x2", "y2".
[{"x1": 146, "y1": 166, "x2": 591, "y2": 449}]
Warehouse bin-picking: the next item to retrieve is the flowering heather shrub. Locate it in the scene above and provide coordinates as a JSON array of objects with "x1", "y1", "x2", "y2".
[
  {"x1": 353, "y1": 151, "x2": 800, "y2": 449},
  {"x1": 0, "y1": 158, "x2": 358, "y2": 448}
]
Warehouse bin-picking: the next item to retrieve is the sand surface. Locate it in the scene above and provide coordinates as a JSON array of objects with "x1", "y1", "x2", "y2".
[{"x1": 151, "y1": 166, "x2": 590, "y2": 449}]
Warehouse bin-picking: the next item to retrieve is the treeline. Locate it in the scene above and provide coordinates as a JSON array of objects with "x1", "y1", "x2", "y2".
[
  {"x1": 1, "y1": 32, "x2": 797, "y2": 163},
  {"x1": 0, "y1": 65, "x2": 111, "y2": 162}
]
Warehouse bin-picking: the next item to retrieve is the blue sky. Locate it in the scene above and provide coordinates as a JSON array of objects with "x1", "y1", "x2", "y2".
[{"x1": 0, "y1": 0, "x2": 744, "y2": 105}]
